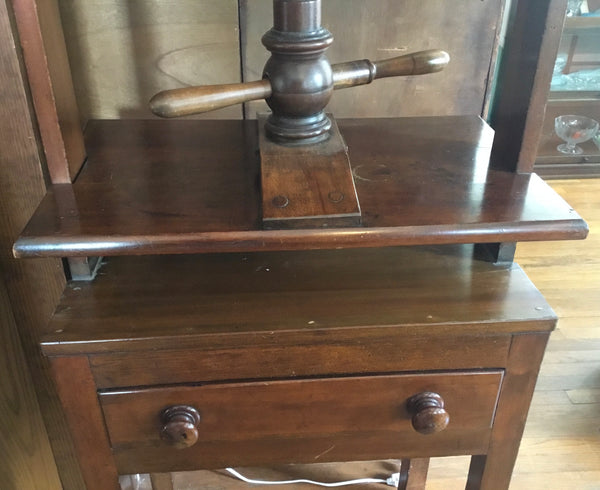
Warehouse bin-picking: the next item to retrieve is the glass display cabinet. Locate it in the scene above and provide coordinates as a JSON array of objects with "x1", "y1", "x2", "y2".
[{"x1": 535, "y1": 0, "x2": 600, "y2": 177}]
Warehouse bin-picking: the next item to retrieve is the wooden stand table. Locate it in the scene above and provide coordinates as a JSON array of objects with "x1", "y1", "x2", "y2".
[
  {"x1": 42, "y1": 245, "x2": 556, "y2": 490},
  {"x1": 15, "y1": 117, "x2": 587, "y2": 489}
]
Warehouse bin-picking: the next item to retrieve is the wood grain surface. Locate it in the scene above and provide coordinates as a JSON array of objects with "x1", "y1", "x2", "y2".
[
  {"x1": 13, "y1": 117, "x2": 588, "y2": 258},
  {"x1": 0, "y1": 2, "x2": 80, "y2": 487},
  {"x1": 405, "y1": 179, "x2": 600, "y2": 489},
  {"x1": 259, "y1": 116, "x2": 361, "y2": 228},
  {"x1": 43, "y1": 241, "x2": 559, "y2": 488},
  {"x1": 241, "y1": 0, "x2": 505, "y2": 119},
  {"x1": 466, "y1": 333, "x2": 551, "y2": 489},
  {"x1": 40, "y1": 244, "x2": 555, "y2": 356},
  {"x1": 0, "y1": 273, "x2": 61, "y2": 490},
  {"x1": 101, "y1": 372, "x2": 502, "y2": 474},
  {"x1": 114, "y1": 178, "x2": 599, "y2": 490},
  {"x1": 399, "y1": 458, "x2": 430, "y2": 490},
  {"x1": 11, "y1": 0, "x2": 85, "y2": 182},
  {"x1": 489, "y1": 0, "x2": 568, "y2": 173},
  {"x1": 3, "y1": 0, "x2": 594, "y2": 488},
  {"x1": 57, "y1": 0, "x2": 242, "y2": 121},
  {"x1": 50, "y1": 357, "x2": 119, "y2": 490}
]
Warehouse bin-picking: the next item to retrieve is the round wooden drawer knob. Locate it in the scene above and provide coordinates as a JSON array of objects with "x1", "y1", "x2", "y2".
[
  {"x1": 160, "y1": 405, "x2": 201, "y2": 449},
  {"x1": 407, "y1": 392, "x2": 450, "y2": 435}
]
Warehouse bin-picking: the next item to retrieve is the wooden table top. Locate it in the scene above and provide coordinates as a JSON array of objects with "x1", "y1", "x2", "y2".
[
  {"x1": 41, "y1": 245, "x2": 556, "y2": 355},
  {"x1": 14, "y1": 116, "x2": 587, "y2": 258}
]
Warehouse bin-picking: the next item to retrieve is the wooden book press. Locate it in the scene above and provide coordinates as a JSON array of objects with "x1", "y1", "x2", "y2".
[{"x1": 149, "y1": 0, "x2": 449, "y2": 229}]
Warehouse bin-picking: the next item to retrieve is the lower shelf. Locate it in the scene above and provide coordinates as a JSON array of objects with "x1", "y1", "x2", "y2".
[{"x1": 535, "y1": 161, "x2": 600, "y2": 179}]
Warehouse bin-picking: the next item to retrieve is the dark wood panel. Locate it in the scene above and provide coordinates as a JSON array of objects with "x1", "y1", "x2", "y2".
[
  {"x1": 115, "y1": 429, "x2": 492, "y2": 476},
  {"x1": 100, "y1": 372, "x2": 502, "y2": 473},
  {"x1": 0, "y1": 1, "x2": 82, "y2": 487},
  {"x1": 466, "y1": 333, "x2": 550, "y2": 489},
  {"x1": 41, "y1": 246, "x2": 556, "y2": 356},
  {"x1": 399, "y1": 458, "x2": 430, "y2": 490},
  {"x1": 89, "y1": 334, "x2": 511, "y2": 388},
  {"x1": 49, "y1": 357, "x2": 119, "y2": 490},
  {"x1": 241, "y1": 0, "x2": 505, "y2": 119},
  {"x1": 57, "y1": 0, "x2": 242, "y2": 121},
  {"x1": 489, "y1": 0, "x2": 567, "y2": 172},
  {"x1": 11, "y1": 0, "x2": 85, "y2": 183},
  {"x1": 259, "y1": 117, "x2": 361, "y2": 228},
  {"x1": 0, "y1": 275, "x2": 61, "y2": 489},
  {"x1": 14, "y1": 117, "x2": 588, "y2": 258}
]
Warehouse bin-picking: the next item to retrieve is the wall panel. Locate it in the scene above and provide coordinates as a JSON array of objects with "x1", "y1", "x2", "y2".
[
  {"x1": 59, "y1": 0, "x2": 242, "y2": 120},
  {"x1": 242, "y1": 0, "x2": 505, "y2": 119}
]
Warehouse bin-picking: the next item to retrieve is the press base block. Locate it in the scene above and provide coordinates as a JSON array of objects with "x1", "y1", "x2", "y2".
[{"x1": 259, "y1": 113, "x2": 362, "y2": 230}]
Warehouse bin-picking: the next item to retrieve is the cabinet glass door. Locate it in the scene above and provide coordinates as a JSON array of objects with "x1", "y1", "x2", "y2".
[{"x1": 536, "y1": 0, "x2": 600, "y2": 177}]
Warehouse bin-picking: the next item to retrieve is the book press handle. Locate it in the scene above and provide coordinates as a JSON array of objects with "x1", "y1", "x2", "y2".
[{"x1": 149, "y1": 0, "x2": 449, "y2": 228}]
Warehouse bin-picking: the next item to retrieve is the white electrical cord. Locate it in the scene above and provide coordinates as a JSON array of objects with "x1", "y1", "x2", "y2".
[{"x1": 225, "y1": 467, "x2": 400, "y2": 487}]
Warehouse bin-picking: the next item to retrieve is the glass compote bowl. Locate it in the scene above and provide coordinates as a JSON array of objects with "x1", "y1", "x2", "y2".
[
  {"x1": 555, "y1": 115, "x2": 599, "y2": 155},
  {"x1": 566, "y1": 0, "x2": 583, "y2": 16}
]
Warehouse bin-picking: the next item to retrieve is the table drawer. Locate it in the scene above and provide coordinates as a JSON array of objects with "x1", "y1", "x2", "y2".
[{"x1": 100, "y1": 370, "x2": 502, "y2": 474}]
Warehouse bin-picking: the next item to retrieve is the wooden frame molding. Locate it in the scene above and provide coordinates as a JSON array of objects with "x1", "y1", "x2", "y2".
[
  {"x1": 489, "y1": 0, "x2": 568, "y2": 173},
  {"x1": 11, "y1": 0, "x2": 85, "y2": 183}
]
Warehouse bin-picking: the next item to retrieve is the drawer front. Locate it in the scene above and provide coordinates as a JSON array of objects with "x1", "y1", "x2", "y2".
[{"x1": 100, "y1": 371, "x2": 502, "y2": 474}]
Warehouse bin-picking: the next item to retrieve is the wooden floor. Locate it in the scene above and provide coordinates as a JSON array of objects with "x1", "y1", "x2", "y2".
[
  {"x1": 120, "y1": 179, "x2": 600, "y2": 490},
  {"x1": 424, "y1": 179, "x2": 600, "y2": 489},
  {"x1": 511, "y1": 179, "x2": 600, "y2": 490}
]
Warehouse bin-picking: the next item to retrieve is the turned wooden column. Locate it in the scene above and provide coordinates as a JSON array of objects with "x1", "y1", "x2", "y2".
[{"x1": 261, "y1": 0, "x2": 334, "y2": 143}]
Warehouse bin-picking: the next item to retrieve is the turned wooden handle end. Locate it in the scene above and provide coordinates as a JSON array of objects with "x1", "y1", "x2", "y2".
[
  {"x1": 376, "y1": 49, "x2": 450, "y2": 78},
  {"x1": 150, "y1": 80, "x2": 272, "y2": 118}
]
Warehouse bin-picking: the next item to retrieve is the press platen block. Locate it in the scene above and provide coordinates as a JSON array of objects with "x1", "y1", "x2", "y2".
[{"x1": 259, "y1": 114, "x2": 361, "y2": 229}]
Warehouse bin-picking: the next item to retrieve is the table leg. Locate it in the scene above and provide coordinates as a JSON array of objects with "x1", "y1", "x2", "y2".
[
  {"x1": 398, "y1": 458, "x2": 429, "y2": 489},
  {"x1": 150, "y1": 473, "x2": 174, "y2": 490},
  {"x1": 465, "y1": 333, "x2": 550, "y2": 490},
  {"x1": 50, "y1": 356, "x2": 121, "y2": 490}
]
